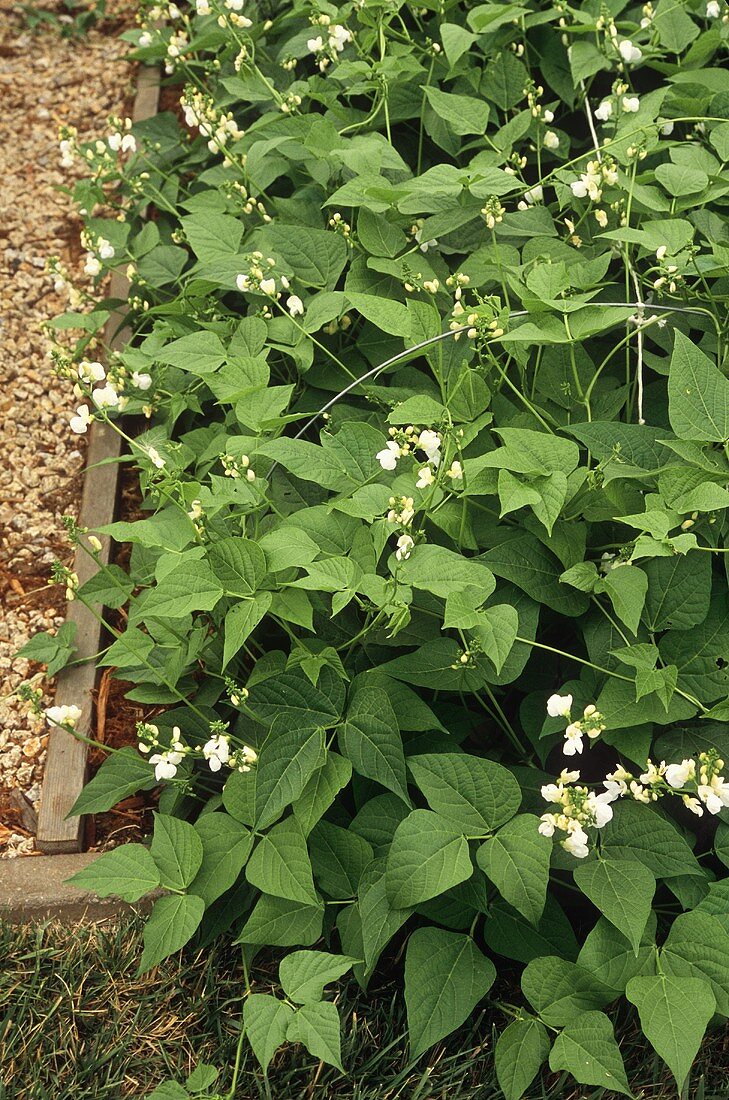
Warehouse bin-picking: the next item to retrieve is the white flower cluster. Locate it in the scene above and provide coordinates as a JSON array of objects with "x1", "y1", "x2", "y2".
[
  {"x1": 180, "y1": 88, "x2": 244, "y2": 161},
  {"x1": 376, "y1": 425, "x2": 442, "y2": 472},
  {"x1": 236, "y1": 254, "x2": 299, "y2": 313},
  {"x1": 81, "y1": 229, "x2": 115, "y2": 279},
  {"x1": 107, "y1": 116, "x2": 137, "y2": 155},
  {"x1": 68, "y1": 358, "x2": 153, "y2": 435},
  {"x1": 546, "y1": 693, "x2": 606, "y2": 756},
  {"x1": 539, "y1": 768, "x2": 618, "y2": 858},
  {"x1": 138, "y1": 721, "x2": 259, "y2": 782},
  {"x1": 569, "y1": 158, "x2": 618, "y2": 203},
  {"x1": 45, "y1": 704, "x2": 82, "y2": 729},
  {"x1": 307, "y1": 16, "x2": 352, "y2": 69},
  {"x1": 605, "y1": 752, "x2": 729, "y2": 816},
  {"x1": 221, "y1": 452, "x2": 255, "y2": 481},
  {"x1": 386, "y1": 495, "x2": 415, "y2": 527}
]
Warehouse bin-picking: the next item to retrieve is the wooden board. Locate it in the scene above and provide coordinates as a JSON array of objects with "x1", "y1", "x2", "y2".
[{"x1": 36, "y1": 64, "x2": 161, "y2": 853}]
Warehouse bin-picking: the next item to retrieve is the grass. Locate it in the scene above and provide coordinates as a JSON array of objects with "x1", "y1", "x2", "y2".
[{"x1": 1, "y1": 917, "x2": 728, "y2": 1100}]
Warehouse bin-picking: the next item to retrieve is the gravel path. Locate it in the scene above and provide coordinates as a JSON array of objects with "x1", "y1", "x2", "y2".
[{"x1": 0, "y1": 2, "x2": 135, "y2": 853}]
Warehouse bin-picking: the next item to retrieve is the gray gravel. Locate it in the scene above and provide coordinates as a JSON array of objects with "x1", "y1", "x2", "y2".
[{"x1": 0, "y1": 2, "x2": 134, "y2": 849}]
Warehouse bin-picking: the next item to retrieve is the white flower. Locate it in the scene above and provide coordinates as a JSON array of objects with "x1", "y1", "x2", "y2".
[
  {"x1": 414, "y1": 228, "x2": 437, "y2": 252},
  {"x1": 543, "y1": 130, "x2": 559, "y2": 150},
  {"x1": 97, "y1": 238, "x2": 115, "y2": 260},
  {"x1": 45, "y1": 704, "x2": 82, "y2": 728},
  {"x1": 622, "y1": 96, "x2": 640, "y2": 113},
  {"x1": 146, "y1": 446, "x2": 166, "y2": 469},
  {"x1": 395, "y1": 534, "x2": 414, "y2": 561},
  {"x1": 416, "y1": 466, "x2": 435, "y2": 489},
  {"x1": 376, "y1": 440, "x2": 401, "y2": 471},
  {"x1": 683, "y1": 795, "x2": 704, "y2": 817},
  {"x1": 538, "y1": 813, "x2": 557, "y2": 837},
  {"x1": 707, "y1": 1, "x2": 721, "y2": 17},
  {"x1": 108, "y1": 132, "x2": 122, "y2": 152},
  {"x1": 547, "y1": 692, "x2": 573, "y2": 718},
  {"x1": 595, "y1": 100, "x2": 613, "y2": 122},
  {"x1": 602, "y1": 778, "x2": 626, "y2": 800},
  {"x1": 595, "y1": 209, "x2": 608, "y2": 228},
  {"x1": 307, "y1": 35, "x2": 324, "y2": 52},
  {"x1": 563, "y1": 723, "x2": 584, "y2": 756},
  {"x1": 446, "y1": 460, "x2": 463, "y2": 480},
  {"x1": 524, "y1": 184, "x2": 543, "y2": 204},
  {"x1": 236, "y1": 273, "x2": 250, "y2": 292},
  {"x1": 619, "y1": 39, "x2": 642, "y2": 64},
  {"x1": 665, "y1": 759, "x2": 695, "y2": 788},
  {"x1": 78, "y1": 360, "x2": 106, "y2": 384},
  {"x1": 543, "y1": 109, "x2": 554, "y2": 123},
  {"x1": 286, "y1": 294, "x2": 304, "y2": 317},
  {"x1": 562, "y1": 824, "x2": 590, "y2": 858},
  {"x1": 92, "y1": 383, "x2": 120, "y2": 409},
  {"x1": 259, "y1": 277, "x2": 276, "y2": 296},
  {"x1": 132, "y1": 371, "x2": 152, "y2": 390},
  {"x1": 88, "y1": 535, "x2": 102, "y2": 552},
  {"x1": 570, "y1": 179, "x2": 589, "y2": 199},
  {"x1": 329, "y1": 24, "x2": 351, "y2": 51},
  {"x1": 661, "y1": 120, "x2": 674, "y2": 136},
  {"x1": 121, "y1": 134, "x2": 136, "y2": 154},
  {"x1": 417, "y1": 429, "x2": 441, "y2": 466},
  {"x1": 698, "y1": 776, "x2": 729, "y2": 815},
  {"x1": 589, "y1": 791, "x2": 615, "y2": 828},
  {"x1": 202, "y1": 734, "x2": 230, "y2": 772},
  {"x1": 196, "y1": 0, "x2": 210, "y2": 12},
  {"x1": 541, "y1": 783, "x2": 563, "y2": 803},
  {"x1": 139, "y1": 30, "x2": 153, "y2": 46},
  {"x1": 225, "y1": 0, "x2": 244, "y2": 9},
  {"x1": 149, "y1": 750, "x2": 182, "y2": 781},
  {"x1": 83, "y1": 254, "x2": 101, "y2": 277},
  {"x1": 70, "y1": 405, "x2": 92, "y2": 434}
]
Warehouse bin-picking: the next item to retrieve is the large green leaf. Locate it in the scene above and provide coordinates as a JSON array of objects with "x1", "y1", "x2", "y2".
[
  {"x1": 286, "y1": 1001, "x2": 343, "y2": 1071},
  {"x1": 577, "y1": 915, "x2": 657, "y2": 993},
  {"x1": 188, "y1": 812, "x2": 252, "y2": 907},
  {"x1": 246, "y1": 817, "x2": 319, "y2": 905},
  {"x1": 395, "y1": 544, "x2": 495, "y2": 600},
  {"x1": 573, "y1": 858, "x2": 655, "y2": 955},
  {"x1": 661, "y1": 910, "x2": 729, "y2": 1016},
  {"x1": 626, "y1": 974, "x2": 715, "y2": 1091},
  {"x1": 223, "y1": 592, "x2": 272, "y2": 668},
  {"x1": 67, "y1": 844, "x2": 160, "y2": 903},
  {"x1": 548, "y1": 1011, "x2": 632, "y2": 1096},
  {"x1": 293, "y1": 751, "x2": 352, "y2": 836},
  {"x1": 521, "y1": 957, "x2": 614, "y2": 1025},
  {"x1": 340, "y1": 686, "x2": 409, "y2": 803},
  {"x1": 264, "y1": 224, "x2": 348, "y2": 289},
  {"x1": 495, "y1": 1018, "x2": 550, "y2": 1100},
  {"x1": 404, "y1": 927, "x2": 495, "y2": 1058},
  {"x1": 141, "y1": 559, "x2": 223, "y2": 619},
  {"x1": 477, "y1": 814, "x2": 551, "y2": 926},
  {"x1": 150, "y1": 813, "x2": 203, "y2": 891},
  {"x1": 668, "y1": 331, "x2": 729, "y2": 442},
  {"x1": 69, "y1": 747, "x2": 157, "y2": 816},
  {"x1": 236, "y1": 894, "x2": 324, "y2": 947},
  {"x1": 208, "y1": 537, "x2": 266, "y2": 597},
  {"x1": 279, "y1": 951, "x2": 356, "y2": 1005},
  {"x1": 139, "y1": 893, "x2": 205, "y2": 972},
  {"x1": 407, "y1": 753, "x2": 521, "y2": 834},
  {"x1": 386, "y1": 810, "x2": 473, "y2": 908},
  {"x1": 243, "y1": 994, "x2": 294, "y2": 1073},
  {"x1": 600, "y1": 801, "x2": 702, "y2": 878},
  {"x1": 309, "y1": 820, "x2": 373, "y2": 899}
]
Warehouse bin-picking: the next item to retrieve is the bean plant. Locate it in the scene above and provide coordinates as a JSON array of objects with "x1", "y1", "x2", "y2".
[{"x1": 20, "y1": 0, "x2": 729, "y2": 1095}]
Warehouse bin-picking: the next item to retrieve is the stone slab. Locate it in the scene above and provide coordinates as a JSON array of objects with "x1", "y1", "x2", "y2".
[{"x1": 0, "y1": 853, "x2": 158, "y2": 923}]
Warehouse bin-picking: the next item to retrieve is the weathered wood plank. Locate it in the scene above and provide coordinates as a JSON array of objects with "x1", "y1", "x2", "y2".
[{"x1": 36, "y1": 64, "x2": 161, "y2": 853}]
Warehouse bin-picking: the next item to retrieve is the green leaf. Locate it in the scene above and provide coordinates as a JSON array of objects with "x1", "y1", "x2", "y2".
[
  {"x1": 223, "y1": 592, "x2": 272, "y2": 668},
  {"x1": 470, "y1": 604, "x2": 519, "y2": 673},
  {"x1": 150, "y1": 813, "x2": 204, "y2": 890},
  {"x1": 69, "y1": 747, "x2": 157, "y2": 816},
  {"x1": 405, "y1": 927, "x2": 495, "y2": 1058},
  {"x1": 341, "y1": 686, "x2": 409, "y2": 803},
  {"x1": 287, "y1": 1001, "x2": 343, "y2": 1071},
  {"x1": 359, "y1": 860, "x2": 413, "y2": 973},
  {"x1": 225, "y1": 721, "x2": 326, "y2": 831},
  {"x1": 477, "y1": 814, "x2": 551, "y2": 926},
  {"x1": 208, "y1": 537, "x2": 267, "y2": 597},
  {"x1": 655, "y1": 163, "x2": 709, "y2": 198},
  {"x1": 495, "y1": 1018, "x2": 550, "y2": 1100},
  {"x1": 660, "y1": 593, "x2": 729, "y2": 703},
  {"x1": 247, "y1": 666, "x2": 344, "y2": 726},
  {"x1": 246, "y1": 817, "x2": 319, "y2": 905},
  {"x1": 661, "y1": 910, "x2": 729, "y2": 1016},
  {"x1": 356, "y1": 209, "x2": 406, "y2": 258},
  {"x1": 407, "y1": 753, "x2": 521, "y2": 834},
  {"x1": 141, "y1": 559, "x2": 223, "y2": 619},
  {"x1": 236, "y1": 894, "x2": 324, "y2": 947},
  {"x1": 573, "y1": 859, "x2": 655, "y2": 955},
  {"x1": 17, "y1": 621, "x2": 77, "y2": 677},
  {"x1": 156, "y1": 331, "x2": 227, "y2": 375},
  {"x1": 600, "y1": 801, "x2": 702, "y2": 878},
  {"x1": 243, "y1": 994, "x2": 295, "y2": 1073},
  {"x1": 293, "y1": 751, "x2": 352, "y2": 836},
  {"x1": 485, "y1": 534, "x2": 589, "y2": 617},
  {"x1": 600, "y1": 566, "x2": 648, "y2": 636},
  {"x1": 395, "y1": 544, "x2": 495, "y2": 599},
  {"x1": 440, "y1": 22, "x2": 476, "y2": 67},
  {"x1": 386, "y1": 810, "x2": 473, "y2": 908},
  {"x1": 577, "y1": 915, "x2": 657, "y2": 993},
  {"x1": 668, "y1": 331, "x2": 729, "y2": 442},
  {"x1": 77, "y1": 565, "x2": 135, "y2": 610},
  {"x1": 549, "y1": 1011, "x2": 633, "y2": 1096},
  {"x1": 521, "y1": 957, "x2": 614, "y2": 1025},
  {"x1": 188, "y1": 812, "x2": 252, "y2": 907},
  {"x1": 186, "y1": 1063, "x2": 219, "y2": 1092},
  {"x1": 279, "y1": 951, "x2": 356, "y2": 1005},
  {"x1": 139, "y1": 893, "x2": 205, "y2": 972},
  {"x1": 641, "y1": 552, "x2": 712, "y2": 632},
  {"x1": 423, "y1": 87, "x2": 489, "y2": 136},
  {"x1": 264, "y1": 224, "x2": 348, "y2": 289},
  {"x1": 309, "y1": 820, "x2": 373, "y2": 899},
  {"x1": 67, "y1": 844, "x2": 160, "y2": 902},
  {"x1": 625, "y1": 974, "x2": 715, "y2": 1092}
]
